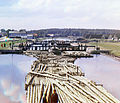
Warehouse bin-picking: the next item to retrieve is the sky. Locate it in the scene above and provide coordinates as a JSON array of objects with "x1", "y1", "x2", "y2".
[{"x1": 0, "y1": 0, "x2": 120, "y2": 30}]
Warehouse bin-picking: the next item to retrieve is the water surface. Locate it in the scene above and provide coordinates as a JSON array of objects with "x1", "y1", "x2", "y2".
[
  {"x1": 0, "y1": 54, "x2": 120, "y2": 102},
  {"x1": 75, "y1": 54, "x2": 120, "y2": 100},
  {"x1": 0, "y1": 54, "x2": 36, "y2": 103}
]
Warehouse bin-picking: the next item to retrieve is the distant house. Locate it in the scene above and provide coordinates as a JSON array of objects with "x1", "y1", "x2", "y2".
[
  {"x1": 108, "y1": 34, "x2": 120, "y2": 41},
  {"x1": 89, "y1": 34, "x2": 103, "y2": 39},
  {"x1": 101, "y1": 35, "x2": 108, "y2": 39},
  {"x1": 113, "y1": 35, "x2": 119, "y2": 41},
  {"x1": 9, "y1": 30, "x2": 27, "y2": 38},
  {"x1": 77, "y1": 37, "x2": 89, "y2": 43},
  {"x1": 47, "y1": 34, "x2": 54, "y2": 37},
  {"x1": 108, "y1": 34, "x2": 113, "y2": 40},
  {"x1": 0, "y1": 29, "x2": 7, "y2": 37},
  {"x1": 0, "y1": 29, "x2": 6, "y2": 34},
  {"x1": 27, "y1": 34, "x2": 34, "y2": 39}
]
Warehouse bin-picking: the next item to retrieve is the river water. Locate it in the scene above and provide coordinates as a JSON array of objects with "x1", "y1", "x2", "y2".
[
  {"x1": 75, "y1": 54, "x2": 120, "y2": 100},
  {"x1": 0, "y1": 54, "x2": 36, "y2": 103},
  {"x1": 0, "y1": 54, "x2": 120, "y2": 103}
]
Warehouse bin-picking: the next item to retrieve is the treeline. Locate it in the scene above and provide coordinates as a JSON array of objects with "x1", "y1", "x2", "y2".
[{"x1": 28, "y1": 28, "x2": 120, "y2": 38}]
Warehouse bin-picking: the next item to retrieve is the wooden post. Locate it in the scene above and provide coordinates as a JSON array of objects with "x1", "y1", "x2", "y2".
[{"x1": 77, "y1": 66, "x2": 78, "y2": 75}]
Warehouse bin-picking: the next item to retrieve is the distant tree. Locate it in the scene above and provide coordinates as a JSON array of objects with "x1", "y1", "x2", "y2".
[
  {"x1": 26, "y1": 28, "x2": 120, "y2": 38},
  {"x1": 6, "y1": 29, "x2": 12, "y2": 37},
  {"x1": 1, "y1": 29, "x2": 6, "y2": 32}
]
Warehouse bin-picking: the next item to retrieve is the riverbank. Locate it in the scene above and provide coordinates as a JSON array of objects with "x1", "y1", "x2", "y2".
[
  {"x1": 0, "y1": 39, "x2": 26, "y2": 50},
  {"x1": 89, "y1": 42, "x2": 120, "y2": 56},
  {"x1": 88, "y1": 42, "x2": 120, "y2": 61},
  {"x1": 101, "y1": 53, "x2": 120, "y2": 62}
]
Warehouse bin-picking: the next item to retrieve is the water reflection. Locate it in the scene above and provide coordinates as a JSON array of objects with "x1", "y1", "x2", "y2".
[
  {"x1": 44, "y1": 37, "x2": 72, "y2": 41},
  {"x1": 1, "y1": 54, "x2": 120, "y2": 102},
  {"x1": 0, "y1": 54, "x2": 36, "y2": 103},
  {"x1": 75, "y1": 54, "x2": 120, "y2": 100}
]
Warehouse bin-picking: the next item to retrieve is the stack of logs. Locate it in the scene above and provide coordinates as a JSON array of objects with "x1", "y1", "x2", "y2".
[
  {"x1": 63, "y1": 51, "x2": 93, "y2": 58},
  {"x1": 25, "y1": 52, "x2": 120, "y2": 103}
]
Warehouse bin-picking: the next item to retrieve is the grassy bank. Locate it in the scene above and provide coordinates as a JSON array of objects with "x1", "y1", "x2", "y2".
[
  {"x1": 89, "y1": 42, "x2": 120, "y2": 57},
  {"x1": 0, "y1": 39, "x2": 26, "y2": 50}
]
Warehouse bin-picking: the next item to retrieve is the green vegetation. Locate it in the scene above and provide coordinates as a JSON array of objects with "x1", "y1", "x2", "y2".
[
  {"x1": 89, "y1": 42, "x2": 120, "y2": 57},
  {"x1": 0, "y1": 39, "x2": 26, "y2": 50},
  {"x1": 30, "y1": 28, "x2": 120, "y2": 38}
]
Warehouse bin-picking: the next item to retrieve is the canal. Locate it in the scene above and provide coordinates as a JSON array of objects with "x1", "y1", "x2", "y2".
[
  {"x1": 0, "y1": 54, "x2": 36, "y2": 103},
  {"x1": 75, "y1": 54, "x2": 120, "y2": 100},
  {"x1": 0, "y1": 54, "x2": 120, "y2": 102}
]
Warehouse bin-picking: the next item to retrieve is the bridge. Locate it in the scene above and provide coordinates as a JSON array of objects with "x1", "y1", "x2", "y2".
[{"x1": 24, "y1": 40, "x2": 95, "y2": 51}]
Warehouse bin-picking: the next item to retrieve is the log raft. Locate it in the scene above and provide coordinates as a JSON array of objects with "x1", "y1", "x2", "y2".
[{"x1": 25, "y1": 52, "x2": 120, "y2": 103}]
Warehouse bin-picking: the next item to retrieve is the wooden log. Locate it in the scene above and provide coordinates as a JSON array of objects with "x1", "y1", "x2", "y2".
[
  {"x1": 55, "y1": 87, "x2": 63, "y2": 103},
  {"x1": 56, "y1": 87, "x2": 67, "y2": 103},
  {"x1": 37, "y1": 64, "x2": 41, "y2": 71},
  {"x1": 70, "y1": 76, "x2": 114, "y2": 103},
  {"x1": 33, "y1": 85, "x2": 36, "y2": 103},
  {"x1": 46, "y1": 83, "x2": 51, "y2": 102},
  {"x1": 27, "y1": 85, "x2": 30, "y2": 103},
  {"x1": 38, "y1": 81, "x2": 43, "y2": 103},
  {"x1": 29, "y1": 71, "x2": 70, "y2": 82},
  {"x1": 51, "y1": 79, "x2": 82, "y2": 103},
  {"x1": 78, "y1": 76, "x2": 117, "y2": 103},
  {"x1": 35, "y1": 86, "x2": 38, "y2": 103},
  {"x1": 67, "y1": 75, "x2": 105, "y2": 102},
  {"x1": 97, "y1": 86, "x2": 120, "y2": 103},
  {"x1": 30, "y1": 85, "x2": 33, "y2": 103},
  {"x1": 40, "y1": 83, "x2": 49, "y2": 103},
  {"x1": 42, "y1": 65, "x2": 47, "y2": 72},
  {"x1": 66, "y1": 82, "x2": 99, "y2": 103}
]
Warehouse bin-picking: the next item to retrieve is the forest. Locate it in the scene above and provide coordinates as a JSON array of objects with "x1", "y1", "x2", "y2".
[{"x1": 27, "y1": 28, "x2": 120, "y2": 39}]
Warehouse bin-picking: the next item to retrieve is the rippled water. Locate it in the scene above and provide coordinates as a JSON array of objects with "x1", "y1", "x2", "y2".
[
  {"x1": 75, "y1": 54, "x2": 120, "y2": 100},
  {"x1": 0, "y1": 54, "x2": 36, "y2": 103}
]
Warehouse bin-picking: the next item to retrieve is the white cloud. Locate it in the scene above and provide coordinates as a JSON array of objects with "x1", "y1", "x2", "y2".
[
  {"x1": 12, "y1": 0, "x2": 53, "y2": 12},
  {"x1": 1, "y1": 0, "x2": 120, "y2": 29},
  {"x1": 12, "y1": 0, "x2": 120, "y2": 19}
]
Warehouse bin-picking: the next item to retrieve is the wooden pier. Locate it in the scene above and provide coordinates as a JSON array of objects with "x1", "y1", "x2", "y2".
[{"x1": 25, "y1": 52, "x2": 120, "y2": 103}]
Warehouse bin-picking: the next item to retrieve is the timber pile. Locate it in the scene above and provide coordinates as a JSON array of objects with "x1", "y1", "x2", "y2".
[
  {"x1": 24, "y1": 51, "x2": 76, "y2": 63},
  {"x1": 63, "y1": 51, "x2": 93, "y2": 58},
  {"x1": 25, "y1": 54, "x2": 120, "y2": 103}
]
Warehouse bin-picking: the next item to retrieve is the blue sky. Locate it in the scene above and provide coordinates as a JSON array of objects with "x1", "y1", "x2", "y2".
[
  {"x1": 0, "y1": 0, "x2": 17, "y2": 6},
  {"x1": 0, "y1": 0, "x2": 120, "y2": 30}
]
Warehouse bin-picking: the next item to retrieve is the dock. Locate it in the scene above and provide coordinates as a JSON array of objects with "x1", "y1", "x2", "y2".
[
  {"x1": 25, "y1": 51, "x2": 120, "y2": 103},
  {"x1": 0, "y1": 50, "x2": 23, "y2": 54}
]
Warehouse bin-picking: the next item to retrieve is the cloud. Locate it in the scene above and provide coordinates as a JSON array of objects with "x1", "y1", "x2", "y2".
[{"x1": 1, "y1": 0, "x2": 120, "y2": 29}]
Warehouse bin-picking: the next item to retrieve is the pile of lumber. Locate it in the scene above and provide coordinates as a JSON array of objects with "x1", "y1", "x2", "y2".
[{"x1": 25, "y1": 60, "x2": 120, "y2": 103}]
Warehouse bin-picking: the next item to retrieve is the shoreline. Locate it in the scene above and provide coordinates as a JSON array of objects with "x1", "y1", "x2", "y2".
[{"x1": 101, "y1": 53, "x2": 120, "y2": 62}]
